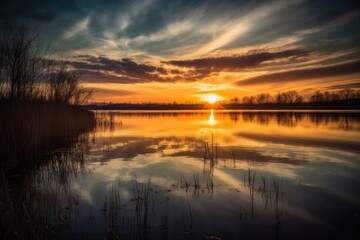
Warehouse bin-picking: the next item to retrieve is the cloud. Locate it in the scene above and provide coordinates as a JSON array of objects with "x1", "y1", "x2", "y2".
[
  {"x1": 237, "y1": 132, "x2": 360, "y2": 153},
  {"x1": 327, "y1": 82, "x2": 360, "y2": 90},
  {"x1": 6, "y1": 0, "x2": 358, "y2": 92},
  {"x1": 180, "y1": 0, "x2": 301, "y2": 58},
  {"x1": 63, "y1": 16, "x2": 90, "y2": 39},
  {"x1": 91, "y1": 88, "x2": 135, "y2": 96},
  {"x1": 0, "y1": 0, "x2": 58, "y2": 23},
  {"x1": 71, "y1": 54, "x2": 242, "y2": 83},
  {"x1": 70, "y1": 55, "x2": 165, "y2": 82},
  {"x1": 236, "y1": 60, "x2": 360, "y2": 86},
  {"x1": 69, "y1": 55, "x2": 191, "y2": 84},
  {"x1": 129, "y1": 19, "x2": 194, "y2": 45},
  {"x1": 164, "y1": 49, "x2": 308, "y2": 70}
]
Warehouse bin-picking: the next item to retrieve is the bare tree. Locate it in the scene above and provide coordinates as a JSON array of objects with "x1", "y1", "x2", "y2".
[
  {"x1": 323, "y1": 91, "x2": 332, "y2": 102},
  {"x1": 0, "y1": 24, "x2": 91, "y2": 104},
  {"x1": 338, "y1": 88, "x2": 356, "y2": 101},
  {"x1": 48, "y1": 61, "x2": 92, "y2": 104},
  {"x1": 0, "y1": 24, "x2": 51, "y2": 100},
  {"x1": 256, "y1": 93, "x2": 273, "y2": 104},
  {"x1": 230, "y1": 97, "x2": 239, "y2": 104},
  {"x1": 242, "y1": 96, "x2": 249, "y2": 104},
  {"x1": 295, "y1": 95, "x2": 304, "y2": 103},
  {"x1": 276, "y1": 91, "x2": 299, "y2": 104},
  {"x1": 238, "y1": 88, "x2": 359, "y2": 106}
]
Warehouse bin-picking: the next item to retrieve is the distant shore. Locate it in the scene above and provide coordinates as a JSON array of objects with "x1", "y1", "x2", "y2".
[{"x1": 86, "y1": 101, "x2": 360, "y2": 111}]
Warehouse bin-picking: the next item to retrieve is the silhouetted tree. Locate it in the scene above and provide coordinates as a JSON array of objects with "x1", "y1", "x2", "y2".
[
  {"x1": 323, "y1": 91, "x2": 332, "y2": 102},
  {"x1": 0, "y1": 24, "x2": 49, "y2": 100},
  {"x1": 310, "y1": 91, "x2": 325, "y2": 102},
  {"x1": 338, "y1": 88, "x2": 356, "y2": 101},
  {"x1": 309, "y1": 89, "x2": 360, "y2": 103},
  {"x1": 295, "y1": 95, "x2": 305, "y2": 103},
  {"x1": 255, "y1": 93, "x2": 273, "y2": 104},
  {"x1": 276, "y1": 91, "x2": 299, "y2": 104},
  {"x1": 230, "y1": 97, "x2": 239, "y2": 104},
  {"x1": 331, "y1": 93, "x2": 339, "y2": 101},
  {"x1": 249, "y1": 96, "x2": 256, "y2": 104},
  {"x1": 242, "y1": 96, "x2": 250, "y2": 104},
  {"x1": 235, "y1": 88, "x2": 359, "y2": 106},
  {"x1": 0, "y1": 24, "x2": 91, "y2": 105},
  {"x1": 48, "y1": 61, "x2": 92, "y2": 104}
]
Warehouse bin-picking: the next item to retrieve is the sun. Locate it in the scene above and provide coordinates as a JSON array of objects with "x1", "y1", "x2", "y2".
[{"x1": 204, "y1": 94, "x2": 221, "y2": 104}]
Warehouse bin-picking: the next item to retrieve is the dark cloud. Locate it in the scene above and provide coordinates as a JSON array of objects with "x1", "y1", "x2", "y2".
[
  {"x1": 2, "y1": 0, "x2": 359, "y2": 57},
  {"x1": 163, "y1": 49, "x2": 308, "y2": 70},
  {"x1": 236, "y1": 60, "x2": 360, "y2": 86},
  {"x1": 92, "y1": 88, "x2": 135, "y2": 96},
  {"x1": 69, "y1": 55, "x2": 211, "y2": 84},
  {"x1": 0, "y1": 0, "x2": 63, "y2": 23},
  {"x1": 327, "y1": 82, "x2": 360, "y2": 90},
  {"x1": 71, "y1": 55, "x2": 170, "y2": 83},
  {"x1": 81, "y1": 56, "x2": 162, "y2": 75},
  {"x1": 303, "y1": 0, "x2": 360, "y2": 26},
  {"x1": 72, "y1": 51, "x2": 359, "y2": 85},
  {"x1": 4, "y1": 0, "x2": 358, "y2": 88},
  {"x1": 71, "y1": 55, "x2": 222, "y2": 83}
]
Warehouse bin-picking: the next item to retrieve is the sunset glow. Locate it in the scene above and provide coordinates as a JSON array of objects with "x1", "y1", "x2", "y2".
[
  {"x1": 2, "y1": 1, "x2": 360, "y2": 238},
  {"x1": 204, "y1": 94, "x2": 221, "y2": 104},
  {"x1": 4, "y1": 0, "x2": 358, "y2": 103}
]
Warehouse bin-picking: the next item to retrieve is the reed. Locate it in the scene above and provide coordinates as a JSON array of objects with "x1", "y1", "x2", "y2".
[
  {"x1": 204, "y1": 171, "x2": 214, "y2": 192},
  {"x1": 259, "y1": 176, "x2": 272, "y2": 209},
  {"x1": 0, "y1": 99, "x2": 95, "y2": 171},
  {"x1": 246, "y1": 168, "x2": 256, "y2": 216},
  {"x1": 203, "y1": 133, "x2": 218, "y2": 166},
  {"x1": 247, "y1": 168, "x2": 256, "y2": 201},
  {"x1": 273, "y1": 177, "x2": 284, "y2": 224},
  {"x1": 0, "y1": 132, "x2": 90, "y2": 240},
  {"x1": 193, "y1": 172, "x2": 201, "y2": 190},
  {"x1": 132, "y1": 178, "x2": 154, "y2": 230},
  {"x1": 180, "y1": 174, "x2": 191, "y2": 191}
]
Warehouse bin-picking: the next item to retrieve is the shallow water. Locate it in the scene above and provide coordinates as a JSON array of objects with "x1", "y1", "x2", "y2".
[{"x1": 6, "y1": 110, "x2": 360, "y2": 239}]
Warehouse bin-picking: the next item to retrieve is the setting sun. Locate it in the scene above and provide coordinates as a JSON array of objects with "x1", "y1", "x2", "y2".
[
  {"x1": 204, "y1": 94, "x2": 221, "y2": 104},
  {"x1": 2, "y1": 1, "x2": 360, "y2": 239}
]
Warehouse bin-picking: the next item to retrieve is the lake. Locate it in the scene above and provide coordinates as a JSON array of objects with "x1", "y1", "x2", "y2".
[{"x1": 3, "y1": 110, "x2": 360, "y2": 239}]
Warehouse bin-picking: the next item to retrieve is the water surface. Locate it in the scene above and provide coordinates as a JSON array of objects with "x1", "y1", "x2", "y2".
[{"x1": 6, "y1": 110, "x2": 360, "y2": 239}]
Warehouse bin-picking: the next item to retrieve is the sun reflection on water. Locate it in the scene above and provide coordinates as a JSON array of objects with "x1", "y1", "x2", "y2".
[{"x1": 208, "y1": 109, "x2": 216, "y2": 125}]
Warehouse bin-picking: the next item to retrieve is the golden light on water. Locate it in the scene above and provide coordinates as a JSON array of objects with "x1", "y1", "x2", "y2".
[{"x1": 208, "y1": 109, "x2": 216, "y2": 125}]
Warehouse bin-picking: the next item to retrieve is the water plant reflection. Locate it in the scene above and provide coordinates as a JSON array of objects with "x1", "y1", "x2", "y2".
[
  {"x1": 0, "y1": 134, "x2": 92, "y2": 239},
  {"x1": 1, "y1": 110, "x2": 359, "y2": 239}
]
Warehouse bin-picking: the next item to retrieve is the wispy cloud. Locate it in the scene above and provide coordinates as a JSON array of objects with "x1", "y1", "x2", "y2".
[
  {"x1": 129, "y1": 20, "x2": 194, "y2": 45},
  {"x1": 164, "y1": 49, "x2": 308, "y2": 70},
  {"x1": 236, "y1": 60, "x2": 360, "y2": 86},
  {"x1": 3, "y1": 0, "x2": 360, "y2": 101},
  {"x1": 180, "y1": 0, "x2": 302, "y2": 58},
  {"x1": 63, "y1": 16, "x2": 90, "y2": 39},
  {"x1": 327, "y1": 82, "x2": 360, "y2": 90}
]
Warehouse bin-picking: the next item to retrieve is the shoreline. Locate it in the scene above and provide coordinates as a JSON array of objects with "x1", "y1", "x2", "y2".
[{"x1": 85, "y1": 103, "x2": 360, "y2": 111}]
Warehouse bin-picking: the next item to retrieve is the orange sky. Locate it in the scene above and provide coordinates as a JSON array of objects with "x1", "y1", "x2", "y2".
[{"x1": 10, "y1": 0, "x2": 359, "y2": 103}]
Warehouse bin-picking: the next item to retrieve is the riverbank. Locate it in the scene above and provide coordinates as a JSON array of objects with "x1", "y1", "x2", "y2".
[
  {"x1": 86, "y1": 100, "x2": 360, "y2": 110},
  {"x1": 0, "y1": 99, "x2": 96, "y2": 170}
]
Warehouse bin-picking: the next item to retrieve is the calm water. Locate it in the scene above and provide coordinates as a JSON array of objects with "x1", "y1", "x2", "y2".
[{"x1": 5, "y1": 110, "x2": 360, "y2": 239}]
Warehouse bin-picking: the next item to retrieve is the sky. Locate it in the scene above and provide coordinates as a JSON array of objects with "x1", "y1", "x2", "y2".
[{"x1": 1, "y1": 0, "x2": 360, "y2": 103}]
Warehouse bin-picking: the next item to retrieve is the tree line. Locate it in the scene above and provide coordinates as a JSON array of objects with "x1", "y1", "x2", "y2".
[
  {"x1": 0, "y1": 24, "x2": 91, "y2": 105},
  {"x1": 230, "y1": 89, "x2": 360, "y2": 105}
]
